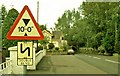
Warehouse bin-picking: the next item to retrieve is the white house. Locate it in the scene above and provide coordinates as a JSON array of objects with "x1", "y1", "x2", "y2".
[
  {"x1": 51, "y1": 31, "x2": 67, "y2": 47},
  {"x1": 42, "y1": 30, "x2": 53, "y2": 43}
]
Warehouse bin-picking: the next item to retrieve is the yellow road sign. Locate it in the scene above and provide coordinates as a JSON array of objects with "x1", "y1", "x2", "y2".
[
  {"x1": 11, "y1": 10, "x2": 40, "y2": 37},
  {"x1": 17, "y1": 42, "x2": 33, "y2": 66},
  {"x1": 6, "y1": 5, "x2": 44, "y2": 40}
]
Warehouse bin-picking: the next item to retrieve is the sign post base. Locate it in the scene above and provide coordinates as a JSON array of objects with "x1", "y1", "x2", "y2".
[{"x1": 23, "y1": 65, "x2": 27, "y2": 76}]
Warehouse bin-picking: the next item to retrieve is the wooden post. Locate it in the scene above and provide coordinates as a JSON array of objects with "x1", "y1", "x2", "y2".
[{"x1": 2, "y1": 47, "x2": 6, "y2": 63}]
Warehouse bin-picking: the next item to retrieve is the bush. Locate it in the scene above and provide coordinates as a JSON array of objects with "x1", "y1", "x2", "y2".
[
  {"x1": 61, "y1": 45, "x2": 68, "y2": 52},
  {"x1": 79, "y1": 48, "x2": 98, "y2": 54},
  {"x1": 55, "y1": 47, "x2": 59, "y2": 51},
  {"x1": 44, "y1": 45, "x2": 47, "y2": 49},
  {"x1": 98, "y1": 45, "x2": 105, "y2": 55},
  {"x1": 48, "y1": 43, "x2": 55, "y2": 49},
  {"x1": 38, "y1": 45, "x2": 43, "y2": 50},
  {"x1": 102, "y1": 32, "x2": 115, "y2": 56},
  {"x1": 36, "y1": 45, "x2": 43, "y2": 53}
]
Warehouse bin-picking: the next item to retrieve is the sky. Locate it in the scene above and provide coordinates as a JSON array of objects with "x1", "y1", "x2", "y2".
[{"x1": 0, "y1": 0, "x2": 85, "y2": 30}]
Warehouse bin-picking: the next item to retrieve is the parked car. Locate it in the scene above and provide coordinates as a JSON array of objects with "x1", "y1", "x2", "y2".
[{"x1": 67, "y1": 49, "x2": 75, "y2": 55}]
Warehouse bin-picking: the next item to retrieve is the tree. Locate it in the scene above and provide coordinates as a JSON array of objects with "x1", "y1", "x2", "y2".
[
  {"x1": 55, "y1": 8, "x2": 94, "y2": 51},
  {"x1": 55, "y1": 9, "x2": 84, "y2": 50},
  {"x1": 55, "y1": 2, "x2": 119, "y2": 55},
  {"x1": 38, "y1": 36, "x2": 50, "y2": 46},
  {"x1": 114, "y1": 4, "x2": 120, "y2": 54},
  {"x1": 2, "y1": 8, "x2": 19, "y2": 56},
  {"x1": 102, "y1": 30, "x2": 115, "y2": 56},
  {"x1": 39, "y1": 24, "x2": 47, "y2": 31},
  {"x1": 55, "y1": 10, "x2": 73, "y2": 34},
  {"x1": 81, "y1": 2, "x2": 119, "y2": 55},
  {"x1": 0, "y1": 5, "x2": 7, "y2": 26}
]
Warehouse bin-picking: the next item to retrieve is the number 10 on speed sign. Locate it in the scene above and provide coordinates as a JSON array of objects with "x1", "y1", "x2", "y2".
[{"x1": 17, "y1": 42, "x2": 33, "y2": 66}]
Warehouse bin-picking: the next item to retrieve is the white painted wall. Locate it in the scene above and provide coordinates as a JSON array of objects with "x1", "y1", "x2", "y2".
[
  {"x1": 35, "y1": 50, "x2": 46, "y2": 66},
  {"x1": 27, "y1": 49, "x2": 46, "y2": 70},
  {"x1": 9, "y1": 46, "x2": 25, "y2": 74},
  {"x1": 0, "y1": 45, "x2": 46, "y2": 75},
  {"x1": 8, "y1": 46, "x2": 46, "y2": 74}
]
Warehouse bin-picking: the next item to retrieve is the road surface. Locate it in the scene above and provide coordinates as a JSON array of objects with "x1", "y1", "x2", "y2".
[
  {"x1": 27, "y1": 54, "x2": 118, "y2": 74},
  {"x1": 75, "y1": 54, "x2": 118, "y2": 74}
]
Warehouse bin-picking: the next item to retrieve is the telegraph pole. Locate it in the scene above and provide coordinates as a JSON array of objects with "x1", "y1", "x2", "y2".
[{"x1": 37, "y1": 1, "x2": 39, "y2": 51}]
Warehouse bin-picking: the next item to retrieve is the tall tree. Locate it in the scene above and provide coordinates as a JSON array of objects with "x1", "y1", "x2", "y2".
[
  {"x1": 55, "y1": 2, "x2": 119, "y2": 55},
  {"x1": 55, "y1": 9, "x2": 89, "y2": 49},
  {"x1": 81, "y1": 2, "x2": 119, "y2": 55},
  {"x1": 0, "y1": 5, "x2": 7, "y2": 26},
  {"x1": 2, "y1": 8, "x2": 19, "y2": 56}
]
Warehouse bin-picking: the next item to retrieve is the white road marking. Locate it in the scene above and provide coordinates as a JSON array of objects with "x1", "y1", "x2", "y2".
[
  {"x1": 93, "y1": 57, "x2": 101, "y2": 59},
  {"x1": 105, "y1": 59, "x2": 120, "y2": 64},
  {"x1": 84, "y1": 55, "x2": 119, "y2": 64},
  {"x1": 88, "y1": 56, "x2": 92, "y2": 57}
]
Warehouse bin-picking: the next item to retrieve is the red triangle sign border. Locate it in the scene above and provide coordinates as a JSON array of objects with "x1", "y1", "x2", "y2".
[{"x1": 6, "y1": 5, "x2": 44, "y2": 40}]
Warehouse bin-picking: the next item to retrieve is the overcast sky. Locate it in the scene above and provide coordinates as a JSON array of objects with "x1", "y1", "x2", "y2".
[{"x1": 0, "y1": 0, "x2": 85, "y2": 29}]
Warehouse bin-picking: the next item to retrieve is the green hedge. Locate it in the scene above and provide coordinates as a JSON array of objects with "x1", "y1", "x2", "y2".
[{"x1": 79, "y1": 48, "x2": 98, "y2": 54}]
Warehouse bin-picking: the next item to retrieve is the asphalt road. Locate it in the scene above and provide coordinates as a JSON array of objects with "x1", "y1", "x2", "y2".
[
  {"x1": 27, "y1": 54, "x2": 116, "y2": 74},
  {"x1": 75, "y1": 54, "x2": 118, "y2": 74}
]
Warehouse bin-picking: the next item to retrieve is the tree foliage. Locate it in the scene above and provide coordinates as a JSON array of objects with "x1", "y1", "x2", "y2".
[
  {"x1": 55, "y1": 2, "x2": 120, "y2": 55},
  {"x1": 0, "y1": 5, "x2": 7, "y2": 26},
  {"x1": 2, "y1": 8, "x2": 19, "y2": 49},
  {"x1": 39, "y1": 24, "x2": 47, "y2": 31},
  {"x1": 38, "y1": 36, "x2": 50, "y2": 46}
]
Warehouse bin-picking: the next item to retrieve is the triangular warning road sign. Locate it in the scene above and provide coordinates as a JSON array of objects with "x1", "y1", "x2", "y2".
[
  {"x1": 7, "y1": 5, "x2": 44, "y2": 40},
  {"x1": 22, "y1": 19, "x2": 30, "y2": 26}
]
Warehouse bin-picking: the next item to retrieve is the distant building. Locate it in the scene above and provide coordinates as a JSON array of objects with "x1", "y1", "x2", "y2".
[
  {"x1": 52, "y1": 31, "x2": 67, "y2": 47},
  {"x1": 41, "y1": 30, "x2": 67, "y2": 49},
  {"x1": 42, "y1": 30, "x2": 53, "y2": 43}
]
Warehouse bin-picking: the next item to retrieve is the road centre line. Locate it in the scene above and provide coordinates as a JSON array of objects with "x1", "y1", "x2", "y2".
[
  {"x1": 105, "y1": 59, "x2": 119, "y2": 64},
  {"x1": 84, "y1": 55, "x2": 119, "y2": 64},
  {"x1": 93, "y1": 57, "x2": 101, "y2": 59},
  {"x1": 88, "y1": 56, "x2": 92, "y2": 57},
  {"x1": 86, "y1": 55, "x2": 101, "y2": 59}
]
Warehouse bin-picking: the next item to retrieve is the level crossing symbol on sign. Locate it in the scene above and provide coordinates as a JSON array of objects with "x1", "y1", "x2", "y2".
[
  {"x1": 17, "y1": 42, "x2": 33, "y2": 66},
  {"x1": 6, "y1": 5, "x2": 44, "y2": 40}
]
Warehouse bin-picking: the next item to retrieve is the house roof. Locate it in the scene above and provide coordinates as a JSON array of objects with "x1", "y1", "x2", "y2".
[{"x1": 42, "y1": 30, "x2": 53, "y2": 36}]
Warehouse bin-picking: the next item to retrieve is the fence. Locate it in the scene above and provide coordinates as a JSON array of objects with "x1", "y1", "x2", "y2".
[{"x1": 0, "y1": 60, "x2": 12, "y2": 75}]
